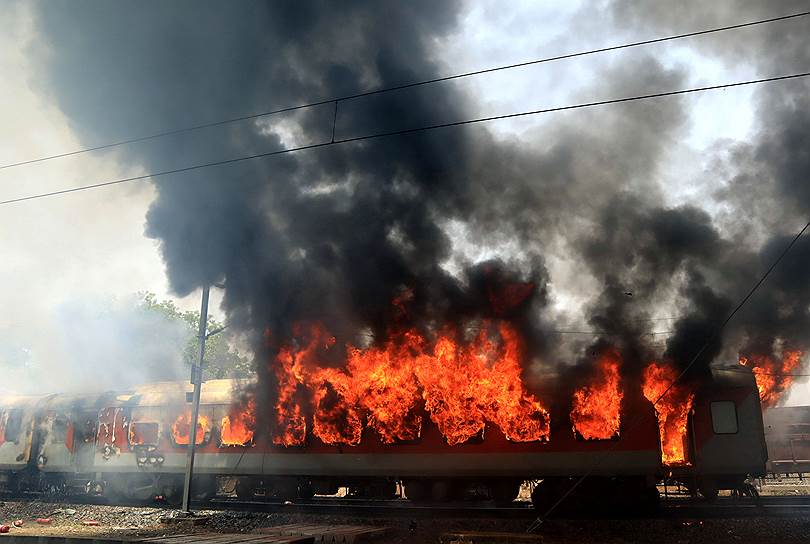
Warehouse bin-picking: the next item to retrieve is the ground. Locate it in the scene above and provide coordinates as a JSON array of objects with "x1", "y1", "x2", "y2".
[{"x1": 0, "y1": 498, "x2": 809, "y2": 543}]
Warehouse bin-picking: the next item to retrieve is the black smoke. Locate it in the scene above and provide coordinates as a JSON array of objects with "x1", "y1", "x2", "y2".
[
  {"x1": 605, "y1": 0, "x2": 810, "y2": 390},
  {"x1": 29, "y1": 0, "x2": 810, "y2": 408}
]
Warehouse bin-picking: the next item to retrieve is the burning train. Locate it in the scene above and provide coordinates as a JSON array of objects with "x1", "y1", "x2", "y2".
[{"x1": 0, "y1": 336, "x2": 789, "y2": 508}]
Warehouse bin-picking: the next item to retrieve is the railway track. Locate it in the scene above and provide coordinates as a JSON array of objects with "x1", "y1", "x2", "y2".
[
  {"x1": 3, "y1": 493, "x2": 810, "y2": 520},
  {"x1": 208, "y1": 497, "x2": 537, "y2": 518}
]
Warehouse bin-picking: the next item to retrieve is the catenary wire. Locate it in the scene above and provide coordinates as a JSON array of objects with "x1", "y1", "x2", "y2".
[
  {"x1": 726, "y1": 368, "x2": 810, "y2": 377},
  {"x1": 2, "y1": 71, "x2": 808, "y2": 207},
  {"x1": 526, "y1": 218, "x2": 810, "y2": 532},
  {"x1": 1, "y1": 10, "x2": 808, "y2": 171},
  {"x1": 549, "y1": 330, "x2": 673, "y2": 335}
]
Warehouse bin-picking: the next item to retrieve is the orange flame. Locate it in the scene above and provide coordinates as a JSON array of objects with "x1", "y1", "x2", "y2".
[
  {"x1": 344, "y1": 334, "x2": 423, "y2": 443},
  {"x1": 272, "y1": 344, "x2": 308, "y2": 446},
  {"x1": 415, "y1": 323, "x2": 549, "y2": 445},
  {"x1": 308, "y1": 366, "x2": 364, "y2": 446},
  {"x1": 270, "y1": 320, "x2": 549, "y2": 446},
  {"x1": 570, "y1": 349, "x2": 623, "y2": 440},
  {"x1": 220, "y1": 398, "x2": 256, "y2": 446},
  {"x1": 642, "y1": 361, "x2": 693, "y2": 465},
  {"x1": 739, "y1": 350, "x2": 803, "y2": 408},
  {"x1": 171, "y1": 409, "x2": 211, "y2": 446}
]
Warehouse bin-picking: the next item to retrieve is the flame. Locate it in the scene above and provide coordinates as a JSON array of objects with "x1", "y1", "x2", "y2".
[
  {"x1": 344, "y1": 334, "x2": 423, "y2": 443},
  {"x1": 570, "y1": 349, "x2": 623, "y2": 440},
  {"x1": 270, "y1": 320, "x2": 549, "y2": 446},
  {"x1": 415, "y1": 323, "x2": 549, "y2": 445},
  {"x1": 272, "y1": 343, "x2": 308, "y2": 446},
  {"x1": 308, "y1": 367, "x2": 364, "y2": 446},
  {"x1": 739, "y1": 350, "x2": 803, "y2": 408},
  {"x1": 220, "y1": 398, "x2": 256, "y2": 446},
  {"x1": 171, "y1": 409, "x2": 211, "y2": 446},
  {"x1": 642, "y1": 361, "x2": 693, "y2": 465}
]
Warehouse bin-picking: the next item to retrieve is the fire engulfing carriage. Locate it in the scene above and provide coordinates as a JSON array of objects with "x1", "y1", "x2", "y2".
[{"x1": 0, "y1": 361, "x2": 769, "y2": 509}]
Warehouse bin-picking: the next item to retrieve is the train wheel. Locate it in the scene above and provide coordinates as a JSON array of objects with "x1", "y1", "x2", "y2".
[
  {"x1": 369, "y1": 480, "x2": 398, "y2": 499},
  {"x1": 614, "y1": 478, "x2": 659, "y2": 513},
  {"x1": 160, "y1": 479, "x2": 183, "y2": 505},
  {"x1": 404, "y1": 480, "x2": 428, "y2": 502},
  {"x1": 192, "y1": 475, "x2": 217, "y2": 502},
  {"x1": 235, "y1": 478, "x2": 257, "y2": 500},
  {"x1": 430, "y1": 480, "x2": 452, "y2": 502},
  {"x1": 124, "y1": 474, "x2": 159, "y2": 501},
  {"x1": 311, "y1": 479, "x2": 340, "y2": 496},
  {"x1": 298, "y1": 480, "x2": 314, "y2": 500},
  {"x1": 640, "y1": 485, "x2": 661, "y2": 512},
  {"x1": 699, "y1": 480, "x2": 719, "y2": 501},
  {"x1": 268, "y1": 478, "x2": 299, "y2": 500},
  {"x1": 530, "y1": 478, "x2": 568, "y2": 513},
  {"x1": 490, "y1": 480, "x2": 521, "y2": 506}
]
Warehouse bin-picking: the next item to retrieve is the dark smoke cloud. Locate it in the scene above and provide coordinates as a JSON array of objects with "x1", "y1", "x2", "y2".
[
  {"x1": 29, "y1": 0, "x2": 810, "y2": 407},
  {"x1": 605, "y1": 0, "x2": 810, "y2": 386}
]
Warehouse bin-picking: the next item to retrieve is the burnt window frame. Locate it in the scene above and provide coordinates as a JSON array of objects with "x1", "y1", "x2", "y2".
[
  {"x1": 128, "y1": 420, "x2": 161, "y2": 447},
  {"x1": 169, "y1": 408, "x2": 212, "y2": 448},
  {"x1": 4, "y1": 410, "x2": 23, "y2": 443},
  {"x1": 50, "y1": 414, "x2": 70, "y2": 444},
  {"x1": 710, "y1": 400, "x2": 739, "y2": 435}
]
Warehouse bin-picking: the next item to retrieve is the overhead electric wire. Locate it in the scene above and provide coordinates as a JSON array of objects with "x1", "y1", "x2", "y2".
[
  {"x1": 2, "y1": 70, "x2": 809, "y2": 207},
  {"x1": 726, "y1": 368, "x2": 810, "y2": 377},
  {"x1": 1, "y1": 10, "x2": 808, "y2": 171},
  {"x1": 550, "y1": 330, "x2": 673, "y2": 335},
  {"x1": 526, "y1": 218, "x2": 810, "y2": 533}
]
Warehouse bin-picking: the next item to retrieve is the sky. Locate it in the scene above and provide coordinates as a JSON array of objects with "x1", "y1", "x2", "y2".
[
  {"x1": 0, "y1": 1, "x2": 214, "y2": 391},
  {"x1": 0, "y1": 0, "x2": 808, "y2": 403}
]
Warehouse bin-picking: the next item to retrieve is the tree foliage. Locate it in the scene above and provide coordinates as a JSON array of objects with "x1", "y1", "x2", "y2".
[{"x1": 139, "y1": 292, "x2": 253, "y2": 380}]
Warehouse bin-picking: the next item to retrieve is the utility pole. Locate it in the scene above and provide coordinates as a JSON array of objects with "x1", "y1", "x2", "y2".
[{"x1": 181, "y1": 284, "x2": 210, "y2": 513}]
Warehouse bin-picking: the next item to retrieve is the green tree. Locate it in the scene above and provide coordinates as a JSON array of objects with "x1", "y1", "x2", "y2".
[{"x1": 139, "y1": 292, "x2": 253, "y2": 380}]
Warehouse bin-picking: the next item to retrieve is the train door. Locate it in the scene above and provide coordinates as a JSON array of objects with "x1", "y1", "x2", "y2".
[
  {"x1": 689, "y1": 387, "x2": 767, "y2": 495},
  {"x1": 35, "y1": 412, "x2": 76, "y2": 493},
  {"x1": 72, "y1": 411, "x2": 98, "y2": 472},
  {"x1": 0, "y1": 408, "x2": 31, "y2": 469}
]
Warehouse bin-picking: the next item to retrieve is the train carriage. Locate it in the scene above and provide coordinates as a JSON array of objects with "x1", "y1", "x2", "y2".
[
  {"x1": 668, "y1": 366, "x2": 767, "y2": 498},
  {"x1": 0, "y1": 364, "x2": 771, "y2": 508},
  {"x1": 0, "y1": 395, "x2": 44, "y2": 490}
]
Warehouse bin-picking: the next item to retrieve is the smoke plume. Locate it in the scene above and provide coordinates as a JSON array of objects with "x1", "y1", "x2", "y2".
[{"x1": 28, "y1": 0, "x2": 810, "y2": 409}]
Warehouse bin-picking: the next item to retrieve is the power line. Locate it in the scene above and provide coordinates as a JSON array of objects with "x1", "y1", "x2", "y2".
[
  {"x1": 2, "y1": 71, "x2": 808, "y2": 207},
  {"x1": 727, "y1": 367, "x2": 810, "y2": 377},
  {"x1": 550, "y1": 330, "x2": 673, "y2": 335},
  {"x1": 527, "y1": 217, "x2": 810, "y2": 532},
  {"x1": 1, "y1": 10, "x2": 808, "y2": 171}
]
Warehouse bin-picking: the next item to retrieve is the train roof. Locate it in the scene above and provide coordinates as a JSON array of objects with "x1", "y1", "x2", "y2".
[
  {"x1": 762, "y1": 404, "x2": 810, "y2": 425},
  {"x1": 0, "y1": 378, "x2": 255, "y2": 411},
  {"x1": 0, "y1": 393, "x2": 56, "y2": 410},
  {"x1": 710, "y1": 364, "x2": 758, "y2": 388},
  {"x1": 119, "y1": 378, "x2": 254, "y2": 407}
]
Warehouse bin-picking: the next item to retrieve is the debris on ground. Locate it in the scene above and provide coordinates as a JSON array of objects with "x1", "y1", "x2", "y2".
[{"x1": 0, "y1": 498, "x2": 805, "y2": 543}]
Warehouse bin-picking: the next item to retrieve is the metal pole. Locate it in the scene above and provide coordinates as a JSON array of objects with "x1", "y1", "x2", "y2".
[{"x1": 181, "y1": 285, "x2": 210, "y2": 513}]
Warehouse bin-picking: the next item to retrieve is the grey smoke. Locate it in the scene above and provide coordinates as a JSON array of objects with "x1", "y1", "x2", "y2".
[
  {"x1": 27, "y1": 1, "x2": 810, "y2": 408},
  {"x1": 0, "y1": 294, "x2": 188, "y2": 394}
]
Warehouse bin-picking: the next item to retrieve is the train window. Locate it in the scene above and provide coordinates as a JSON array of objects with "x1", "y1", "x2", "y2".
[
  {"x1": 129, "y1": 421, "x2": 160, "y2": 446},
  {"x1": 4, "y1": 410, "x2": 22, "y2": 443},
  {"x1": 51, "y1": 416, "x2": 69, "y2": 443},
  {"x1": 710, "y1": 401, "x2": 738, "y2": 434}
]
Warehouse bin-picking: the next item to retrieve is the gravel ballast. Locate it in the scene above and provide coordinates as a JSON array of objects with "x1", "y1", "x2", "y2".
[{"x1": 0, "y1": 499, "x2": 808, "y2": 543}]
